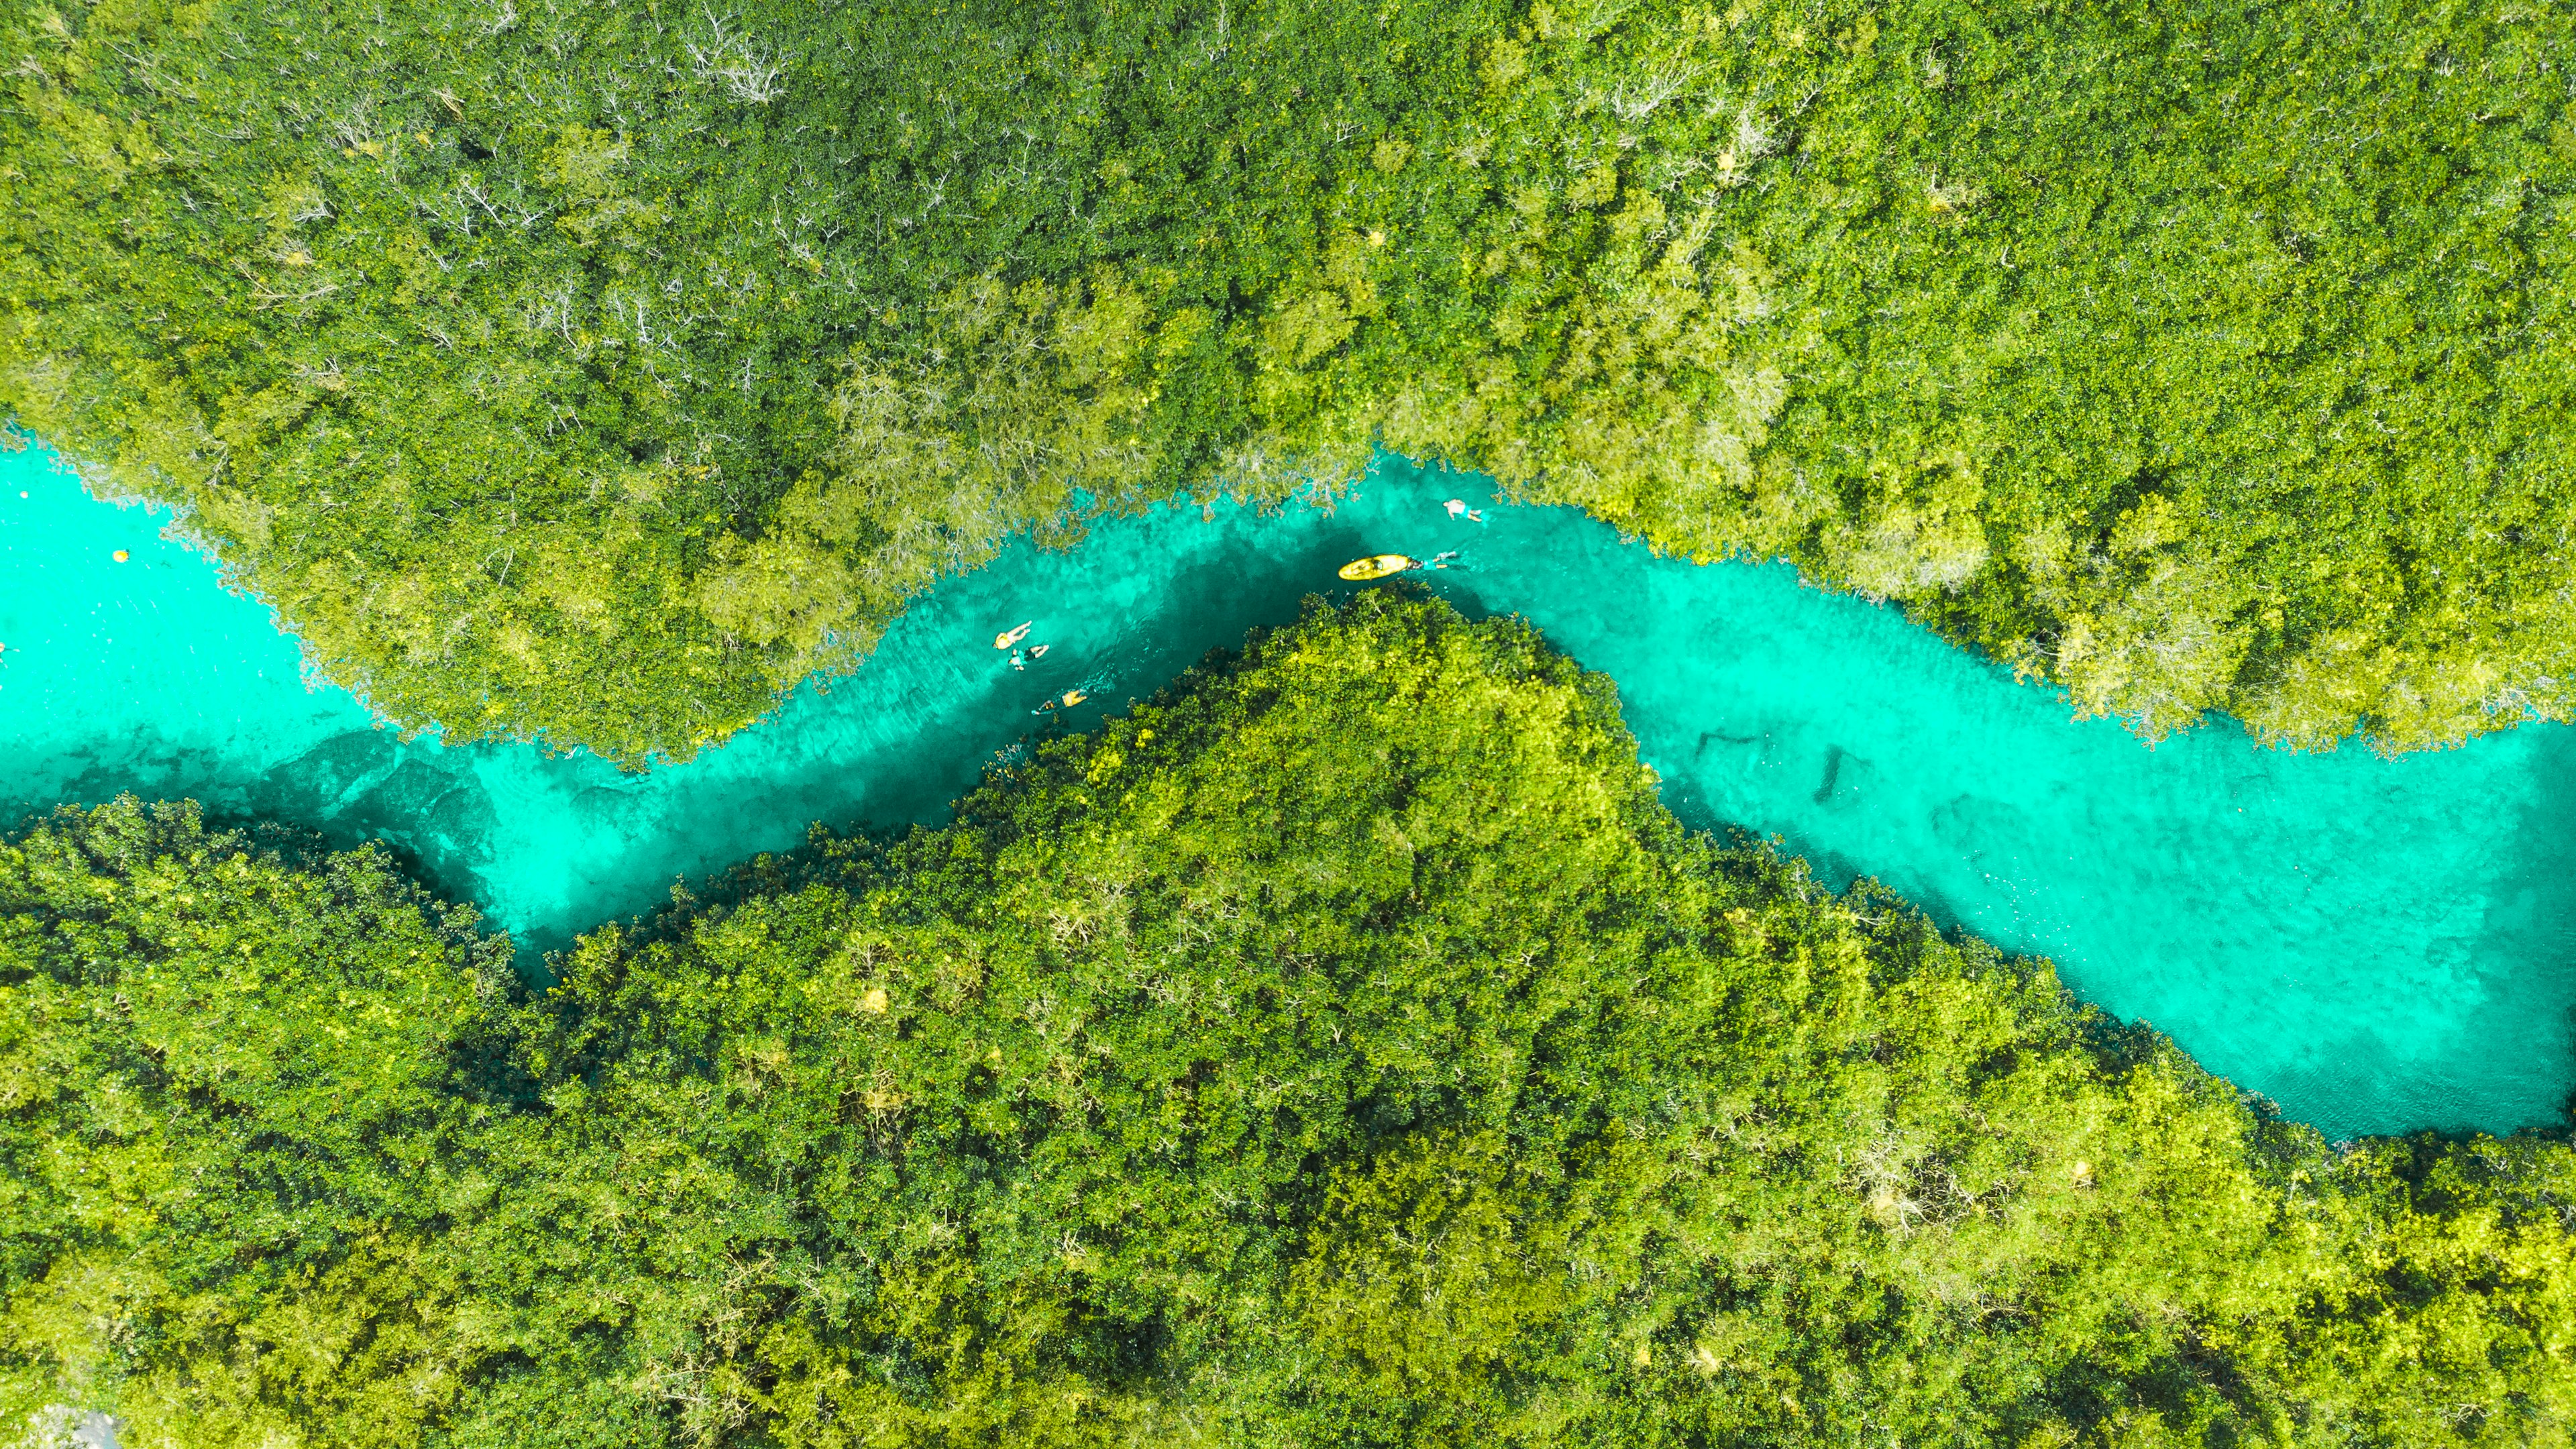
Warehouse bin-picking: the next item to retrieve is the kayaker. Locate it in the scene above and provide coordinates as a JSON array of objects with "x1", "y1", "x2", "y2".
[{"x1": 1338, "y1": 553, "x2": 1420, "y2": 580}]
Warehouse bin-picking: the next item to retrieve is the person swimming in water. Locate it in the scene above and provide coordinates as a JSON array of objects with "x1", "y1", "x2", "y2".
[
  {"x1": 1442, "y1": 498, "x2": 1486, "y2": 524},
  {"x1": 994, "y1": 620, "x2": 1033, "y2": 650},
  {"x1": 1028, "y1": 643, "x2": 1050, "y2": 660}
]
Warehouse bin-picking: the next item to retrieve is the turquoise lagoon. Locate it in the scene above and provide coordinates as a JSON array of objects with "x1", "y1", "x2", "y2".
[{"x1": 1, "y1": 443, "x2": 2569, "y2": 1142}]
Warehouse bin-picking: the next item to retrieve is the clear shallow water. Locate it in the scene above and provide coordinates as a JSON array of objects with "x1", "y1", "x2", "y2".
[{"x1": 2, "y1": 445, "x2": 2569, "y2": 1140}]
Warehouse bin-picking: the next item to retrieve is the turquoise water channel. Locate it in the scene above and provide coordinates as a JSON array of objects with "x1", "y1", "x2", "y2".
[{"x1": 3, "y1": 444, "x2": 2570, "y2": 1141}]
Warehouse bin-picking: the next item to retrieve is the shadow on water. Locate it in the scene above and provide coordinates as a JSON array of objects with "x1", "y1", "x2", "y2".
[
  {"x1": 11, "y1": 729, "x2": 508, "y2": 943},
  {"x1": 237, "y1": 734, "x2": 501, "y2": 904},
  {"x1": 2467, "y1": 727, "x2": 2576, "y2": 1126}
]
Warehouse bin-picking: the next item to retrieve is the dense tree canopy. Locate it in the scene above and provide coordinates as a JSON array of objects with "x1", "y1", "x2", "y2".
[
  {"x1": 9, "y1": 5, "x2": 2573, "y2": 1441},
  {"x1": 6, "y1": 0, "x2": 2573, "y2": 757},
  {"x1": 5, "y1": 598, "x2": 2571, "y2": 1446}
]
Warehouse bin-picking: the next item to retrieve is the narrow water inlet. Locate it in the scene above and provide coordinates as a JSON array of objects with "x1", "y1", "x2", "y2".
[{"x1": 2, "y1": 445, "x2": 2569, "y2": 1141}]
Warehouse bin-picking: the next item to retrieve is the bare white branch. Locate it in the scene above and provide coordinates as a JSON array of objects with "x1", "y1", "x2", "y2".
[{"x1": 685, "y1": 6, "x2": 784, "y2": 104}]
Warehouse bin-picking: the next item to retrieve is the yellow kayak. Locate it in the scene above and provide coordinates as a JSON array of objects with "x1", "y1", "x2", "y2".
[{"x1": 1338, "y1": 553, "x2": 1418, "y2": 582}]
